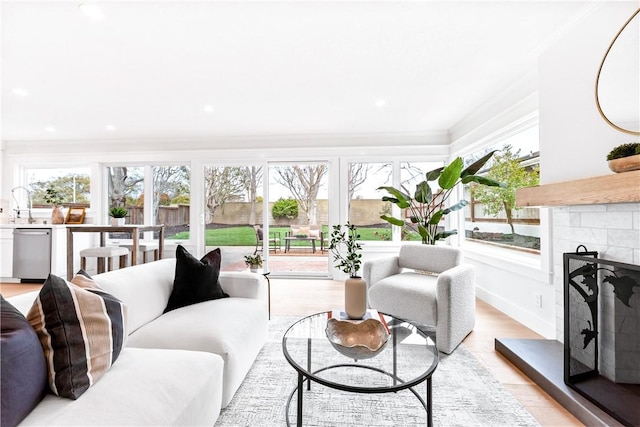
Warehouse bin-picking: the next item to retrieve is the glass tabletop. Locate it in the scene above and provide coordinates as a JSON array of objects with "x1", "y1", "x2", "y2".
[{"x1": 282, "y1": 311, "x2": 439, "y2": 393}]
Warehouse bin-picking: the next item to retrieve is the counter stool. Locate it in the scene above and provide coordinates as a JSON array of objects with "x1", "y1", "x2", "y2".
[
  {"x1": 80, "y1": 247, "x2": 129, "y2": 274},
  {"x1": 120, "y1": 242, "x2": 159, "y2": 265}
]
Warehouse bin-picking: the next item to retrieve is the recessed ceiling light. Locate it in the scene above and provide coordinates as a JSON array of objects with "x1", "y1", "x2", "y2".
[
  {"x1": 45, "y1": 126, "x2": 56, "y2": 133},
  {"x1": 203, "y1": 105, "x2": 215, "y2": 113},
  {"x1": 374, "y1": 99, "x2": 386, "y2": 108},
  {"x1": 79, "y1": 3, "x2": 105, "y2": 20},
  {"x1": 106, "y1": 124, "x2": 116, "y2": 131},
  {"x1": 12, "y1": 88, "x2": 28, "y2": 97}
]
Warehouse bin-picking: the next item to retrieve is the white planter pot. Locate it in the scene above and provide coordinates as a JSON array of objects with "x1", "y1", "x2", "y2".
[{"x1": 111, "y1": 218, "x2": 126, "y2": 226}]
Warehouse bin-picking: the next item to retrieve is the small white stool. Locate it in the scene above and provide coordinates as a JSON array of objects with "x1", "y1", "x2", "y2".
[
  {"x1": 80, "y1": 247, "x2": 129, "y2": 274},
  {"x1": 120, "y1": 242, "x2": 159, "y2": 264}
]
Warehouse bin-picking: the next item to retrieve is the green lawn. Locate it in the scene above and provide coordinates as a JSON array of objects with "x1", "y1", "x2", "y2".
[{"x1": 168, "y1": 225, "x2": 398, "y2": 246}]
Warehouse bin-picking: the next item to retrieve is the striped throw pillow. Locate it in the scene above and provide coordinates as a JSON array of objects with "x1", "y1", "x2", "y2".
[{"x1": 26, "y1": 273, "x2": 128, "y2": 399}]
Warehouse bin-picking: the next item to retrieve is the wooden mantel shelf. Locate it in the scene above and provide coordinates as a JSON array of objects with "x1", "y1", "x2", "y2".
[{"x1": 516, "y1": 170, "x2": 640, "y2": 207}]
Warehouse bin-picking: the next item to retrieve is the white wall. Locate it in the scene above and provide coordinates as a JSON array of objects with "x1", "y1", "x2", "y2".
[
  {"x1": 538, "y1": 2, "x2": 638, "y2": 184},
  {"x1": 448, "y1": 1, "x2": 640, "y2": 339}
]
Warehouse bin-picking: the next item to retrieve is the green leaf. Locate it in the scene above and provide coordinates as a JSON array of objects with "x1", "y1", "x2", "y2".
[
  {"x1": 428, "y1": 210, "x2": 444, "y2": 224},
  {"x1": 442, "y1": 200, "x2": 468, "y2": 214},
  {"x1": 461, "y1": 175, "x2": 505, "y2": 187},
  {"x1": 425, "y1": 166, "x2": 444, "y2": 181},
  {"x1": 378, "y1": 186, "x2": 411, "y2": 208},
  {"x1": 438, "y1": 157, "x2": 464, "y2": 189},
  {"x1": 414, "y1": 181, "x2": 432, "y2": 204},
  {"x1": 381, "y1": 196, "x2": 411, "y2": 209},
  {"x1": 380, "y1": 215, "x2": 405, "y2": 226},
  {"x1": 435, "y1": 230, "x2": 458, "y2": 240},
  {"x1": 417, "y1": 224, "x2": 430, "y2": 240},
  {"x1": 461, "y1": 150, "x2": 497, "y2": 177}
]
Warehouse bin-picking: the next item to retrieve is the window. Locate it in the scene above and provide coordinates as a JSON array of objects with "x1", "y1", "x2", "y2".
[
  {"x1": 26, "y1": 167, "x2": 91, "y2": 207},
  {"x1": 107, "y1": 165, "x2": 190, "y2": 239},
  {"x1": 463, "y1": 126, "x2": 540, "y2": 253},
  {"x1": 347, "y1": 162, "x2": 392, "y2": 241}
]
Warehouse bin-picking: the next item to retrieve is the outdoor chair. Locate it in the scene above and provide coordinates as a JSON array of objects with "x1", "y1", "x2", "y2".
[
  {"x1": 253, "y1": 225, "x2": 281, "y2": 255},
  {"x1": 363, "y1": 245, "x2": 476, "y2": 354}
]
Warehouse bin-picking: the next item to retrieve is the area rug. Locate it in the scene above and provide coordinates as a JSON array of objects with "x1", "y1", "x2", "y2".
[{"x1": 216, "y1": 316, "x2": 540, "y2": 426}]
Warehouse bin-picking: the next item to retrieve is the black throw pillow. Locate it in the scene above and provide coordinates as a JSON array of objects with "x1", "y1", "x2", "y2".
[
  {"x1": 164, "y1": 245, "x2": 229, "y2": 313},
  {"x1": 1, "y1": 295, "x2": 48, "y2": 427}
]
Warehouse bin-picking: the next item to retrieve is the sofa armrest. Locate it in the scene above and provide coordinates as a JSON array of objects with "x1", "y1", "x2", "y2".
[
  {"x1": 363, "y1": 256, "x2": 400, "y2": 291},
  {"x1": 219, "y1": 272, "x2": 268, "y2": 302},
  {"x1": 435, "y1": 264, "x2": 476, "y2": 353}
]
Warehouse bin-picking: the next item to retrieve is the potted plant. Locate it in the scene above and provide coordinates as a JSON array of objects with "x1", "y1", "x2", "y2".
[
  {"x1": 109, "y1": 206, "x2": 128, "y2": 226},
  {"x1": 244, "y1": 254, "x2": 263, "y2": 272},
  {"x1": 328, "y1": 222, "x2": 366, "y2": 319},
  {"x1": 44, "y1": 185, "x2": 65, "y2": 224},
  {"x1": 378, "y1": 151, "x2": 504, "y2": 244},
  {"x1": 606, "y1": 142, "x2": 640, "y2": 173}
]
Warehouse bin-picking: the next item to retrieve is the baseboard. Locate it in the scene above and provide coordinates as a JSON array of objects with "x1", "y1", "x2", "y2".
[{"x1": 476, "y1": 285, "x2": 555, "y2": 338}]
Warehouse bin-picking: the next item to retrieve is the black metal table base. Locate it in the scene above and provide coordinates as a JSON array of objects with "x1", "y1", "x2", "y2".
[{"x1": 285, "y1": 363, "x2": 433, "y2": 427}]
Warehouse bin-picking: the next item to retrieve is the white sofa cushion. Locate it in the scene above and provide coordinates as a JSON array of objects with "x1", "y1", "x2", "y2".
[
  {"x1": 126, "y1": 297, "x2": 268, "y2": 407},
  {"x1": 18, "y1": 347, "x2": 223, "y2": 426},
  {"x1": 93, "y1": 259, "x2": 176, "y2": 334},
  {"x1": 369, "y1": 272, "x2": 438, "y2": 325}
]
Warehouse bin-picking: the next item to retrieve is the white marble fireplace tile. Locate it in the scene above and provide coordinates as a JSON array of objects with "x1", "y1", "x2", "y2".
[
  {"x1": 607, "y1": 229, "x2": 640, "y2": 249},
  {"x1": 581, "y1": 212, "x2": 633, "y2": 229}
]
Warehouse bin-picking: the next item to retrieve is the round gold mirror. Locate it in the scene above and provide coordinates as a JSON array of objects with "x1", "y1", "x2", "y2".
[{"x1": 595, "y1": 8, "x2": 640, "y2": 136}]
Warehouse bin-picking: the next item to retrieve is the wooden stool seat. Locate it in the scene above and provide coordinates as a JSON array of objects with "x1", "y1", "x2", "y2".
[
  {"x1": 80, "y1": 246, "x2": 129, "y2": 274},
  {"x1": 120, "y1": 242, "x2": 160, "y2": 264}
]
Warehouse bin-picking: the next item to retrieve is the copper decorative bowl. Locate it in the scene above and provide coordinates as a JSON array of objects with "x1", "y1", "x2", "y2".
[{"x1": 325, "y1": 318, "x2": 390, "y2": 359}]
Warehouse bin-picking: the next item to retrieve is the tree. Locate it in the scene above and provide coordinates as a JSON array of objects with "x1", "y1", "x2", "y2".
[
  {"x1": 244, "y1": 166, "x2": 263, "y2": 225},
  {"x1": 470, "y1": 145, "x2": 539, "y2": 235},
  {"x1": 347, "y1": 163, "x2": 371, "y2": 208},
  {"x1": 204, "y1": 166, "x2": 246, "y2": 222},
  {"x1": 108, "y1": 167, "x2": 143, "y2": 208},
  {"x1": 274, "y1": 165, "x2": 327, "y2": 225},
  {"x1": 30, "y1": 174, "x2": 91, "y2": 206},
  {"x1": 153, "y1": 166, "x2": 190, "y2": 220}
]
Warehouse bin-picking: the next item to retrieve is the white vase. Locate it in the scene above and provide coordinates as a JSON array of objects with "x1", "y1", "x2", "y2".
[
  {"x1": 345, "y1": 277, "x2": 367, "y2": 319},
  {"x1": 111, "y1": 218, "x2": 125, "y2": 226}
]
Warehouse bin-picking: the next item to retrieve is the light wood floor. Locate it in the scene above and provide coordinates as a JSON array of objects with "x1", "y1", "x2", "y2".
[{"x1": 2, "y1": 279, "x2": 583, "y2": 426}]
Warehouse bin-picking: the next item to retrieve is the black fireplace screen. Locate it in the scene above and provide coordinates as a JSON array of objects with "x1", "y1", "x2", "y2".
[{"x1": 563, "y1": 245, "x2": 640, "y2": 427}]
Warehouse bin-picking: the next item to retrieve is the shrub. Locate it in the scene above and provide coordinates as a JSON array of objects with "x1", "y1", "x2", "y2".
[
  {"x1": 607, "y1": 142, "x2": 640, "y2": 160},
  {"x1": 271, "y1": 198, "x2": 298, "y2": 220}
]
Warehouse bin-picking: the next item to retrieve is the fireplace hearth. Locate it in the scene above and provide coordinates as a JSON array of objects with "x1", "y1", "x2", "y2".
[{"x1": 563, "y1": 246, "x2": 640, "y2": 427}]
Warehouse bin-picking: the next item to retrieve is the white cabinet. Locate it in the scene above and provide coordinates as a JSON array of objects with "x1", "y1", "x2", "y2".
[{"x1": 0, "y1": 229, "x2": 13, "y2": 278}]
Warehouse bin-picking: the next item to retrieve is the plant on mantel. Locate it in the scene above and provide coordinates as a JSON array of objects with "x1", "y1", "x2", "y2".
[
  {"x1": 606, "y1": 142, "x2": 640, "y2": 173},
  {"x1": 378, "y1": 151, "x2": 504, "y2": 245}
]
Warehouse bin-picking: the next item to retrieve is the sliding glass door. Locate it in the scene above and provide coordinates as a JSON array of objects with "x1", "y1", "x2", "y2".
[{"x1": 266, "y1": 162, "x2": 330, "y2": 277}]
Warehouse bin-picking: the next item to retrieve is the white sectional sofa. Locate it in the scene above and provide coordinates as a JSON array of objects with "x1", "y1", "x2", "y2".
[{"x1": 6, "y1": 258, "x2": 269, "y2": 426}]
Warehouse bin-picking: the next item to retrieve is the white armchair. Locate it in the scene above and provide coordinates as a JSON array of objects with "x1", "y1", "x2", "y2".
[{"x1": 363, "y1": 245, "x2": 475, "y2": 354}]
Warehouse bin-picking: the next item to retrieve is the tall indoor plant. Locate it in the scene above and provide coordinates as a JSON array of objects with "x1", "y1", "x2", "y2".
[
  {"x1": 329, "y1": 222, "x2": 366, "y2": 319},
  {"x1": 378, "y1": 151, "x2": 504, "y2": 244}
]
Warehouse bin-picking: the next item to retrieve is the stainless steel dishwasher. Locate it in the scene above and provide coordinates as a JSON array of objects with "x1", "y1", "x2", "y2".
[{"x1": 13, "y1": 228, "x2": 52, "y2": 281}]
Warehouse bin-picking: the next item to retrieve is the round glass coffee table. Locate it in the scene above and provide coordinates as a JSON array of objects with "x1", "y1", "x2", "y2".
[{"x1": 282, "y1": 311, "x2": 439, "y2": 426}]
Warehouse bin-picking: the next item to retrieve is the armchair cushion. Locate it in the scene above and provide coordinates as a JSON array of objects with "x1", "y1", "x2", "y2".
[{"x1": 369, "y1": 272, "x2": 438, "y2": 325}]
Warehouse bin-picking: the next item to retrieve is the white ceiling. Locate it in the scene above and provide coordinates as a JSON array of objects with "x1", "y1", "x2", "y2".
[{"x1": 1, "y1": 1, "x2": 599, "y2": 144}]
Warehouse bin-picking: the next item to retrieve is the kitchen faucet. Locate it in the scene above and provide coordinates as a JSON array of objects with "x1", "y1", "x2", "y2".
[{"x1": 11, "y1": 186, "x2": 36, "y2": 224}]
